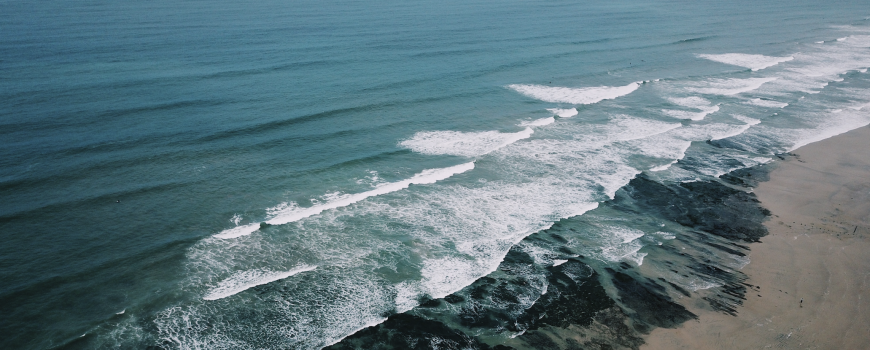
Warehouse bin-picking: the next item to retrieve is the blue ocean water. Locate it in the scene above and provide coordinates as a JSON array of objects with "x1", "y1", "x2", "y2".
[{"x1": 1, "y1": 0, "x2": 869, "y2": 348}]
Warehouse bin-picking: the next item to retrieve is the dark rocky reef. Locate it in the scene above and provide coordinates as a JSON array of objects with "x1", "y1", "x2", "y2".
[
  {"x1": 614, "y1": 173, "x2": 769, "y2": 242},
  {"x1": 325, "y1": 313, "x2": 496, "y2": 350}
]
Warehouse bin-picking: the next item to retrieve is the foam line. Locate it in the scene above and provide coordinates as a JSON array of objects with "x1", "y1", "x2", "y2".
[
  {"x1": 508, "y1": 82, "x2": 641, "y2": 104},
  {"x1": 691, "y1": 77, "x2": 777, "y2": 95},
  {"x1": 788, "y1": 121, "x2": 870, "y2": 151},
  {"x1": 266, "y1": 162, "x2": 475, "y2": 225},
  {"x1": 732, "y1": 114, "x2": 761, "y2": 126},
  {"x1": 697, "y1": 53, "x2": 794, "y2": 71},
  {"x1": 546, "y1": 108, "x2": 578, "y2": 118},
  {"x1": 519, "y1": 117, "x2": 555, "y2": 127},
  {"x1": 598, "y1": 226, "x2": 647, "y2": 265},
  {"x1": 203, "y1": 265, "x2": 317, "y2": 301},
  {"x1": 400, "y1": 129, "x2": 533, "y2": 157},
  {"x1": 710, "y1": 124, "x2": 753, "y2": 141},
  {"x1": 663, "y1": 107, "x2": 719, "y2": 121},
  {"x1": 650, "y1": 160, "x2": 678, "y2": 172},
  {"x1": 214, "y1": 162, "x2": 475, "y2": 239},
  {"x1": 746, "y1": 98, "x2": 788, "y2": 108},
  {"x1": 322, "y1": 317, "x2": 390, "y2": 348},
  {"x1": 213, "y1": 223, "x2": 260, "y2": 239},
  {"x1": 663, "y1": 96, "x2": 720, "y2": 121}
]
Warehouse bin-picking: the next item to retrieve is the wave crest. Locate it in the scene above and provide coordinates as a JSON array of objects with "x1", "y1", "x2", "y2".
[
  {"x1": 698, "y1": 53, "x2": 793, "y2": 71},
  {"x1": 400, "y1": 129, "x2": 533, "y2": 157},
  {"x1": 508, "y1": 82, "x2": 640, "y2": 104}
]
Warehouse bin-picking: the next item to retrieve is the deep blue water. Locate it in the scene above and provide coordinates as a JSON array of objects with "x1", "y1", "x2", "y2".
[{"x1": 2, "y1": 0, "x2": 869, "y2": 348}]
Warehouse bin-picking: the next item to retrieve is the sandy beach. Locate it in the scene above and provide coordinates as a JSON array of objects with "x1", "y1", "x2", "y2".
[{"x1": 643, "y1": 125, "x2": 870, "y2": 349}]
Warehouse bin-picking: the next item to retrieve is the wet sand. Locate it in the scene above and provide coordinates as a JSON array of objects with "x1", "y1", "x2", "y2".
[{"x1": 643, "y1": 125, "x2": 870, "y2": 349}]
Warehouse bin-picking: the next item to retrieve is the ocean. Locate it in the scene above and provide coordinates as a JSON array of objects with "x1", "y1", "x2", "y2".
[{"x1": 1, "y1": 0, "x2": 869, "y2": 348}]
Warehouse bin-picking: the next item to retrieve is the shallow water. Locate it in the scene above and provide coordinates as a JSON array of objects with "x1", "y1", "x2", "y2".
[{"x1": 1, "y1": 0, "x2": 869, "y2": 348}]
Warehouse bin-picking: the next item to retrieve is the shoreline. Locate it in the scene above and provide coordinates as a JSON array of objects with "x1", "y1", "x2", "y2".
[
  {"x1": 642, "y1": 125, "x2": 870, "y2": 349},
  {"x1": 325, "y1": 126, "x2": 870, "y2": 350}
]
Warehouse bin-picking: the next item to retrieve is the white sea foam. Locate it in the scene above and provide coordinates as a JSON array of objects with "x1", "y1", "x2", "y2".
[
  {"x1": 547, "y1": 108, "x2": 578, "y2": 118},
  {"x1": 583, "y1": 116, "x2": 692, "y2": 173},
  {"x1": 786, "y1": 119, "x2": 870, "y2": 151},
  {"x1": 663, "y1": 96, "x2": 720, "y2": 120},
  {"x1": 203, "y1": 265, "x2": 317, "y2": 301},
  {"x1": 625, "y1": 252, "x2": 648, "y2": 266},
  {"x1": 689, "y1": 77, "x2": 777, "y2": 95},
  {"x1": 631, "y1": 120, "x2": 762, "y2": 177},
  {"x1": 214, "y1": 162, "x2": 475, "y2": 239},
  {"x1": 406, "y1": 188, "x2": 598, "y2": 299},
  {"x1": 597, "y1": 226, "x2": 646, "y2": 265},
  {"x1": 568, "y1": 114, "x2": 682, "y2": 146},
  {"x1": 732, "y1": 51, "x2": 870, "y2": 152},
  {"x1": 156, "y1": 272, "x2": 395, "y2": 349},
  {"x1": 693, "y1": 152, "x2": 772, "y2": 178},
  {"x1": 698, "y1": 53, "x2": 794, "y2": 71},
  {"x1": 322, "y1": 317, "x2": 390, "y2": 348},
  {"x1": 648, "y1": 32, "x2": 870, "y2": 179},
  {"x1": 400, "y1": 129, "x2": 533, "y2": 157},
  {"x1": 392, "y1": 282, "x2": 421, "y2": 313},
  {"x1": 192, "y1": 116, "x2": 654, "y2": 343},
  {"x1": 746, "y1": 98, "x2": 788, "y2": 108},
  {"x1": 709, "y1": 124, "x2": 753, "y2": 141},
  {"x1": 668, "y1": 96, "x2": 712, "y2": 108},
  {"x1": 355, "y1": 170, "x2": 383, "y2": 186},
  {"x1": 650, "y1": 160, "x2": 678, "y2": 172},
  {"x1": 213, "y1": 223, "x2": 260, "y2": 240},
  {"x1": 265, "y1": 162, "x2": 475, "y2": 225},
  {"x1": 662, "y1": 110, "x2": 712, "y2": 121},
  {"x1": 732, "y1": 114, "x2": 761, "y2": 126},
  {"x1": 508, "y1": 82, "x2": 640, "y2": 104},
  {"x1": 420, "y1": 257, "x2": 487, "y2": 299},
  {"x1": 667, "y1": 117, "x2": 758, "y2": 142},
  {"x1": 616, "y1": 226, "x2": 644, "y2": 243},
  {"x1": 560, "y1": 262, "x2": 594, "y2": 283},
  {"x1": 518, "y1": 243, "x2": 559, "y2": 266},
  {"x1": 781, "y1": 37, "x2": 870, "y2": 78},
  {"x1": 519, "y1": 117, "x2": 555, "y2": 127}
]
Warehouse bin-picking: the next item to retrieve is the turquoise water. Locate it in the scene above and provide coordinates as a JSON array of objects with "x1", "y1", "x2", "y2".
[{"x1": 2, "y1": 0, "x2": 869, "y2": 348}]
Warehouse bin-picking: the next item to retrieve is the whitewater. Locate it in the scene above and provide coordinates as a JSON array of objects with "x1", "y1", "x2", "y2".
[{"x1": 2, "y1": 1, "x2": 869, "y2": 349}]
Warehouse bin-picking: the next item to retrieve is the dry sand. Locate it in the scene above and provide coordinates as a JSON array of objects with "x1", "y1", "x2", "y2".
[{"x1": 643, "y1": 125, "x2": 870, "y2": 350}]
